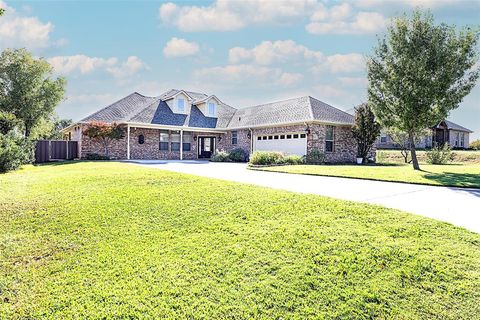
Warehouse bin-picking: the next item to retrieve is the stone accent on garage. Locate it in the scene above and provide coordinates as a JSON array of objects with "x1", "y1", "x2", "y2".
[{"x1": 217, "y1": 129, "x2": 251, "y2": 155}]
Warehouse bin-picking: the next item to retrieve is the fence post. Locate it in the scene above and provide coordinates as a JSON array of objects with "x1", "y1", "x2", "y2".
[{"x1": 66, "y1": 140, "x2": 69, "y2": 160}]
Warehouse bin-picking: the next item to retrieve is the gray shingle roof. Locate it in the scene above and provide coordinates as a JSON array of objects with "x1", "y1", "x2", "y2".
[
  {"x1": 79, "y1": 90, "x2": 354, "y2": 130},
  {"x1": 227, "y1": 96, "x2": 354, "y2": 128},
  {"x1": 81, "y1": 92, "x2": 157, "y2": 123},
  {"x1": 443, "y1": 120, "x2": 473, "y2": 133}
]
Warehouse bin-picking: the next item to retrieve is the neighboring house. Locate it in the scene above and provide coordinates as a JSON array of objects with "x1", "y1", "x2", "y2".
[
  {"x1": 63, "y1": 89, "x2": 359, "y2": 162},
  {"x1": 376, "y1": 120, "x2": 473, "y2": 149}
]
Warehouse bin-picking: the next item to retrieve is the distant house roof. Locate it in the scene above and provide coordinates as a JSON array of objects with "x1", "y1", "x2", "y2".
[
  {"x1": 79, "y1": 89, "x2": 354, "y2": 130},
  {"x1": 441, "y1": 120, "x2": 473, "y2": 133}
]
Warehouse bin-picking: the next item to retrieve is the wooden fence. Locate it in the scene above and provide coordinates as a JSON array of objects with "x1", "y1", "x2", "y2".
[{"x1": 35, "y1": 140, "x2": 78, "y2": 163}]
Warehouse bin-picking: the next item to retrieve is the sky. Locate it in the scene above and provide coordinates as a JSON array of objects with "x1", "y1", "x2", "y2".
[{"x1": 0, "y1": 0, "x2": 479, "y2": 139}]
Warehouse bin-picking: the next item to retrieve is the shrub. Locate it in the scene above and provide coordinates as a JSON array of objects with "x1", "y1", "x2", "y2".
[
  {"x1": 0, "y1": 132, "x2": 34, "y2": 173},
  {"x1": 426, "y1": 144, "x2": 455, "y2": 164},
  {"x1": 470, "y1": 139, "x2": 480, "y2": 150},
  {"x1": 228, "y1": 148, "x2": 248, "y2": 162},
  {"x1": 210, "y1": 151, "x2": 231, "y2": 162},
  {"x1": 305, "y1": 149, "x2": 325, "y2": 164},
  {"x1": 283, "y1": 155, "x2": 305, "y2": 165},
  {"x1": 249, "y1": 151, "x2": 284, "y2": 165},
  {"x1": 84, "y1": 153, "x2": 110, "y2": 160}
]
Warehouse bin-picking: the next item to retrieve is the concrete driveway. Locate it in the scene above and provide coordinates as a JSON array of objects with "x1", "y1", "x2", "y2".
[{"x1": 127, "y1": 160, "x2": 480, "y2": 233}]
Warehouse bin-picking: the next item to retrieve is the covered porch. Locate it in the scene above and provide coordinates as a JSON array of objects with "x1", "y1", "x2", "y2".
[{"x1": 125, "y1": 123, "x2": 226, "y2": 160}]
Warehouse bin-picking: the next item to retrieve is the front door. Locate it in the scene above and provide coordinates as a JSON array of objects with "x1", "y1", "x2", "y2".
[{"x1": 198, "y1": 137, "x2": 215, "y2": 158}]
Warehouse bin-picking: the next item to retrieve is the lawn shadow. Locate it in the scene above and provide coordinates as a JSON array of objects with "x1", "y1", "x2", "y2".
[
  {"x1": 423, "y1": 172, "x2": 480, "y2": 192},
  {"x1": 33, "y1": 160, "x2": 82, "y2": 167}
]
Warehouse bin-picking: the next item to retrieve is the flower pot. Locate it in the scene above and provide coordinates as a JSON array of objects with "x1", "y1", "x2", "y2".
[{"x1": 356, "y1": 157, "x2": 363, "y2": 164}]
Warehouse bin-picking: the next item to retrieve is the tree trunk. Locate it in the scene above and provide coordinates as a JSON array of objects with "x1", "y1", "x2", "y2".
[
  {"x1": 24, "y1": 126, "x2": 31, "y2": 138},
  {"x1": 409, "y1": 133, "x2": 420, "y2": 170}
]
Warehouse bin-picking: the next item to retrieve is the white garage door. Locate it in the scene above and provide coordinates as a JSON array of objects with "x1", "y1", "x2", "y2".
[{"x1": 254, "y1": 132, "x2": 307, "y2": 156}]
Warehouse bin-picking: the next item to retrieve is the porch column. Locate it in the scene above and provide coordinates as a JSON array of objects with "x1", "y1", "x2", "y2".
[
  {"x1": 127, "y1": 124, "x2": 130, "y2": 160},
  {"x1": 180, "y1": 129, "x2": 183, "y2": 160}
]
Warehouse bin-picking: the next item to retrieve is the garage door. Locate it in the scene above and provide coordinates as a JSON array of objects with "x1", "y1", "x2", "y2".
[{"x1": 254, "y1": 132, "x2": 307, "y2": 156}]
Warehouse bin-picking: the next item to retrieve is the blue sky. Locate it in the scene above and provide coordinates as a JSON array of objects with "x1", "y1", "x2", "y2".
[{"x1": 1, "y1": 0, "x2": 479, "y2": 139}]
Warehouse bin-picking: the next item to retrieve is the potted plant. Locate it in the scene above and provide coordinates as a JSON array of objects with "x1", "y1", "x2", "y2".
[{"x1": 356, "y1": 155, "x2": 363, "y2": 164}]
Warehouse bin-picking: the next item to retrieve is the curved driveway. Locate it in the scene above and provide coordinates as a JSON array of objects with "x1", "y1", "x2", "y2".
[{"x1": 128, "y1": 160, "x2": 480, "y2": 233}]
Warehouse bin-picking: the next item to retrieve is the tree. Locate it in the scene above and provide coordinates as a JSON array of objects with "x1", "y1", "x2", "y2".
[
  {"x1": 0, "y1": 48, "x2": 66, "y2": 137},
  {"x1": 386, "y1": 127, "x2": 429, "y2": 163},
  {"x1": 0, "y1": 8, "x2": 4, "y2": 16},
  {"x1": 367, "y1": 10, "x2": 479, "y2": 170},
  {"x1": 351, "y1": 103, "x2": 381, "y2": 164},
  {"x1": 0, "y1": 111, "x2": 20, "y2": 135},
  {"x1": 30, "y1": 116, "x2": 73, "y2": 140},
  {"x1": 83, "y1": 121, "x2": 125, "y2": 158}
]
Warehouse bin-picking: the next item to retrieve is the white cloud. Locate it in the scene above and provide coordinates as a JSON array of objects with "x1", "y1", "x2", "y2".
[
  {"x1": 48, "y1": 55, "x2": 118, "y2": 74},
  {"x1": 193, "y1": 64, "x2": 302, "y2": 87},
  {"x1": 338, "y1": 76, "x2": 368, "y2": 87},
  {"x1": 106, "y1": 56, "x2": 148, "y2": 78},
  {"x1": 0, "y1": 1, "x2": 54, "y2": 50},
  {"x1": 159, "y1": 0, "x2": 318, "y2": 32},
  {"x1": 229, "y1": 40, "x2": 322, "y2": 65},
  {"x1": 325, "y1": 53, "x2": 365, "y2": 73},
  {"x1": 354, "y1": 0, "x2": 459, "y2": 8},
  {"x1": 48, "y1": 55, "x2": 148, "y2": 78},
  {"x1": 306, "y1": 10, "x2": 386, "y2": 34},
  {"x1": 163, "y1": 37, "x2": 200, "y2": 58}
]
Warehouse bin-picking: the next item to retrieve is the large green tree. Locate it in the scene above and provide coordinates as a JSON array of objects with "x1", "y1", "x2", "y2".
[
  {"x1": 0, "y1": 48, "x2": 66, "y2": 137},
  {"x1": 367, "y1": 10, "x2": 479, "y2": 170}
]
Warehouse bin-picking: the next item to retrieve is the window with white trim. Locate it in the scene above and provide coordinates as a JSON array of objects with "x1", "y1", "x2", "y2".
[
  {"x1": 183, "y1": 132, "x2": 192, "y2": 151},
  {"x1": 460, "y1": 133, "x2": 465, "y2": 147},
  {"x1": 325, "y1": 126, "x2": 335, "y2": 152},
  {"x1": 159, "y1": 130, "x2": 169, "y2": 151},
  {"x1": 171, "y1": 131, "x2": 181, "y2": 151},
  {"x1": 208, "y1": 102, "x2": 215, "y2": 116},
  {"x1": 177, "y1": 98, "x2": 185, "y2": 113},
  {"x1": 454, "y1": 132, "x2": 460, "y2": 147},
  {"x1": 231, "y1": 131, "x2": 238, "y2": 145}
]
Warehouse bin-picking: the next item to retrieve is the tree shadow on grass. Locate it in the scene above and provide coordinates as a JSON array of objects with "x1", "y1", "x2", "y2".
[{"x1": 423, "y1": 172, "x2": 480, "y2": 190}]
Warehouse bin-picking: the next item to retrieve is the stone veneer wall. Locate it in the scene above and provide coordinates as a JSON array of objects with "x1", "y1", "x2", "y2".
[{"x1": 216, "y1": 129, "x2": 251, "y2": 155}]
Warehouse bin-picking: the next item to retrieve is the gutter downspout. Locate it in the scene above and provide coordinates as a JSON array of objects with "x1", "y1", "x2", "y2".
[
  {"x1": 249, "y1": 128, "x2": 253, "y2": 155},
  {"x1": 180, "y1": 129, "x2": 183, "y2": 160}
]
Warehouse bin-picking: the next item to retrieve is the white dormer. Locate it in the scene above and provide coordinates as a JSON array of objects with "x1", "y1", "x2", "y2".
[
  {"x1": 196, "y1": 95, "x2": 221, "y2": 118},
  {"x1": 164, "y1": 90, "x2": 192, "y2": 114}
]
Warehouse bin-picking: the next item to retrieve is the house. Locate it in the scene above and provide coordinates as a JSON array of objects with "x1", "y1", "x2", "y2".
[
  {"x1": 63, "y1": 89, "x2": 359, "y2": 162},
  {"x1": 376, "y1": 120, "x2": 473, "y2": 149}
]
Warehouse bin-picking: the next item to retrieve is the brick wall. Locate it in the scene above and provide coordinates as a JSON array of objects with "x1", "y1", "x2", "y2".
[
  {"x1": 217, "y1": 129, "x2": 251, "y2": 155},
  {"x1": 80, "y1": 124, "x2": 128, "y2": 159}
]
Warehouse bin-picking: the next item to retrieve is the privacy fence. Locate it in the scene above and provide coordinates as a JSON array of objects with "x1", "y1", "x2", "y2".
[{"x1": 35, "y1": 140, "x2": 78, "y2": 163}]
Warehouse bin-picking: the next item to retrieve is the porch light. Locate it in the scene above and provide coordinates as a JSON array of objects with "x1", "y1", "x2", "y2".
[
  {"x1": 305, "y1": 126, "x2": 311, "y2": 134},
  {"x1": 247, "y1": 132, "x2": 251, "y2": 139},
  {"x1": 194, "y1": 136, "x2": 197, "y2": 142},
  {"x1": 218, "y1": 136, "x2": 222, "y2": 142}
]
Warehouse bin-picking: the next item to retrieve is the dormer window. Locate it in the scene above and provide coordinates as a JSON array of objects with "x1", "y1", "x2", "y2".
[
  {"x1": 177, "y1": 98, "x2": 185, "y2": 113},
  {"x1": 208, "y1": 102, "x2": 215, "y2": 116}
]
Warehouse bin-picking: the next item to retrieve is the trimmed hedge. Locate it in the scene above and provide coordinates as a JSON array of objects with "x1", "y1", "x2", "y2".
[
  {"x1": 249, "y1": 151, "x2": 304, "y2": 166},
  {"x1": 0, "y1": 132, "x2": 33, "y2": 173}
]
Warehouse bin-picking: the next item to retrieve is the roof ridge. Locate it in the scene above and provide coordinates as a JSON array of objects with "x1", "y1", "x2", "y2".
[{"x1": 239, "y1": 95, "x2": 310, "y2": 111}]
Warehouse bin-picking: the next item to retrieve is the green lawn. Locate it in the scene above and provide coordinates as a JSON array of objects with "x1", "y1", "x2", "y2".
[
  {"x1": 252, "y1": 163, "x2": 480, "y2": 188},
  {"x1": 1, "y1": 162, "x2": 479, "y2": 318}
]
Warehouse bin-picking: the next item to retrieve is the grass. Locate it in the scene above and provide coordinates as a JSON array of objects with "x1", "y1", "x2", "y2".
[
  {"x1": 377, "y1": 149, "x2": 480, "y2": 164},
  {"x1": 1, "y1": 162, "x2": 479, "y2": 318},
  {"x1": 253, "y1": 163, "x2": 480, "y2": 188}
]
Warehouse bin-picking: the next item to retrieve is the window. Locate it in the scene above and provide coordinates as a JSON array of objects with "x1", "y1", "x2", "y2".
[
  {"x1": 208, "y1": 102, "x2": 215, "y2": 116},
  {"x1": 380, "y1": 133, "x2": 387, "y2": 143},
  {"x1": 460, "y1": 133, "x2": 465, "y2": 147},
  {"x1": 286, "y1": 134, "x2": 292, "y2": 139},
  {"x1": 159, "y1": 130, "x2": 169, "y2": 151},
  {"x1": 280, "y1": 135, "x2": 285, "y2": 139},
  {"x1": 454, "y1": 132, "x2": 459, "y2": 147},
  {"x1": 138, "y1": 134, "x2": 145, "y2": 144},
  {"x1": 262, "y1": 136, "x2": 267, "y2": 140},
  {"x1": 231, "y1": 131, "x2": 238, "y2": 145},
  {"x1": 293, "y1": 134, "x2": 299, "y2": 139},
  {"x1": 177, "y1": 98, "x2": 185, "y2": 112},
  {"x1": 171, "y1": 131, "x2": 180, "y2": 151},
  {"x1": 325, "y1": 126, "x2": 335, "y2": 152},
  {"x1": 183, "y1": 132, "x2": 192, "y2": 151},
  {"x1": 274, "y1": 135, "x2": 279, "y2": 139},
  {"x1": 268, "y1": 136, "x2": 273, "y2": 140},
  {"x1": 300, "y1": 133, "x2": 306, "y2": 138},
  {"x1": 257, "y1": 136, "x2": 261, "y2": 141}
]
